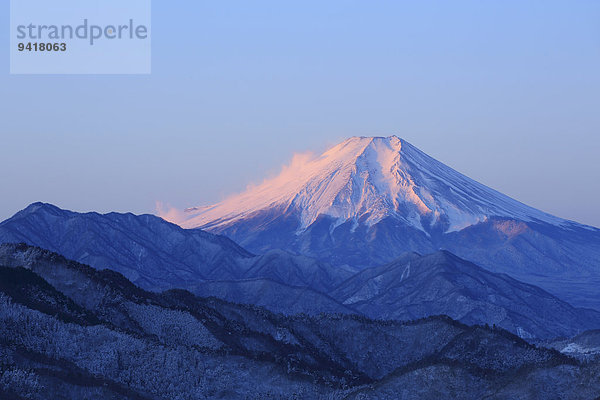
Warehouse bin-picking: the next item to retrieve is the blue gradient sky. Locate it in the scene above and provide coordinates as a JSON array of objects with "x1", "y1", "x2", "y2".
[{"x1": 1, "y1": 1, "x2": 599, "y2": 226}]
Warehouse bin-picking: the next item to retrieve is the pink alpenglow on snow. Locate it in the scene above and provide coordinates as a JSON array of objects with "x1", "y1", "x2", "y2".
[{"x1": 160, "y1": 136, "x2": 572, "y2": 234}]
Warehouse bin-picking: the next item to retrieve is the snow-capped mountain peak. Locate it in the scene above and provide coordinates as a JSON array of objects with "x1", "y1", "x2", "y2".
[{"x1": 171, "y1": 136, "x2": 566, "y2": 233}]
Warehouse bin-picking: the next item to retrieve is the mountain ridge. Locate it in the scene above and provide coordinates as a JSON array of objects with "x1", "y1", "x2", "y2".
[
  {"x1": 174, "y1": 136, "x2": 590, "y2": 233},
  {"x1": 165, "y1": 136, "x2": 600, "y2": 310},
  {"x1": 0, "y1": 203, "x2": 354, "y2": 309},
  {"x1": 2, "y1": 202, "x2": 599, "y2": 337},
  {"x1": 331, "y1": 250, "x2": 600, "y2": 338},
  {"x1": 2, "y1": 242, "x2": 598, "y2": 399}
]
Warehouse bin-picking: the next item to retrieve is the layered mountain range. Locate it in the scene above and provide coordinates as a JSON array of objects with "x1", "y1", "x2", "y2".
[
  {"x1": 1, "y1": 243, "x2": 599, "y2": 399},
  {"x1": 1, "y1": 204, "x2": 598, "y2": 339},
  {"x1": 168, "y1": 136, "x2": 600, "y2": 309},
  {"x1": 332, "y1": 250, "x2": 600, "y2": 339},
  {"x1": 0, "y1": 203, "x2": 352, "y2": 291},
  {"x1": 2, "y1": 135, "x2": 598, "y2": 398}
]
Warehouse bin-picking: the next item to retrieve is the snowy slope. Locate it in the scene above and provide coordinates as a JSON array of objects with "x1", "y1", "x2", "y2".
[
  {"x1": 164, "y1": 136, "x2": 600, "y2": 310},
  {"x1": 176, "y1": 136, "x2": 574, "y2": 234},
  {"x1": 0, "y1": 203, "x2": 352, "y2": 294},
  {"x1": 331, "y1": 250, "x2": 600, "y2": 339}
]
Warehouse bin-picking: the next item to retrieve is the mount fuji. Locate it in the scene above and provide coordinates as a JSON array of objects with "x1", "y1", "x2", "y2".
[
  {"x1": 168, "y1": 136, "x2": 600, "y2": 309},
  {"x1": 179, "y1": 136, "x2": 568, "y2": 232}
]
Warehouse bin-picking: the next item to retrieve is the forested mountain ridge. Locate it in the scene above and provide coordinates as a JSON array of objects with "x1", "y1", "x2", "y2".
[{"x1": 1, "y1": 243, "x2": 599, "y2": 399}]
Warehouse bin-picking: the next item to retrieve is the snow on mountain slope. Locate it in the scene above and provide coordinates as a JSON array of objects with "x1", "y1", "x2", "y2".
[
  {"x1": 174, "y1": 136, "x2": 572, "y2": 234},
  {"x1": 0, "y1": 202, "x2": 352, "y2": 296},
  {"x1": 331, "y1": 250, "x2": 600, "y2": 339},
  {"x1": 163, "y1": 136, "x2": 600, "y2": 310}
]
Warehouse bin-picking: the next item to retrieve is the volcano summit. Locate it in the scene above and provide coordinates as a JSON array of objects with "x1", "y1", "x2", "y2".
[{"x1": 166, "y1": 136, "x2": 600, "y2": 309}]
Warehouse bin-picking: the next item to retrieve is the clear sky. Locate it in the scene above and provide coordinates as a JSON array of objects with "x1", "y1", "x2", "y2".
[{"x1": 1, "y1": 1, "x2": 599, "y2": 227}]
